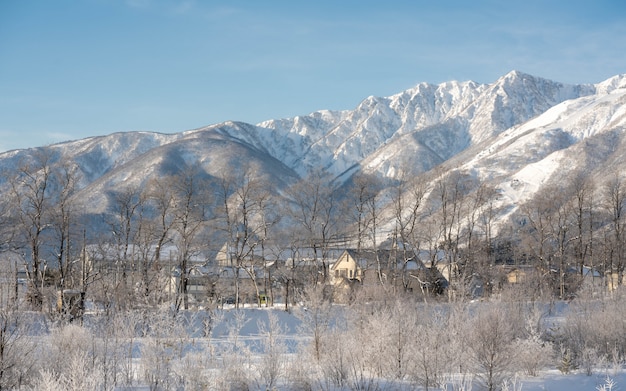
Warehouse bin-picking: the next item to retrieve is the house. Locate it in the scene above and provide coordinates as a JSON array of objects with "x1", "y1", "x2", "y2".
[
  {"x1": 506, "y1": 267, "x2": 526, "y2": 284},
  {"x1": 168, "y1": 264, "x2": 216, "y2": 304},
  {"x1": 215, "y1": 242, "x2": 233, "y2": 267},
  {"x1": 329, "y1": 249, "x2": 412, "y2": 284},
  {"x1": 329, "y1": 249, "x2": 445, "y2": 299},
  {"x1": 525, "y1": 264, "x2": 605, "y2": 298},
  {"x1": 424, "y1": 261, "x2": 457, "y2": 289},
  {"x1": 405, "y1": 264, "x2": 447, "y2": 295},
  {"x1": 0, "y1": 254, "x2": 28, "y2": 307},
  {"x1": 504, "y1": 265, "x2": 536, "y2": 284},
  {"x1": 330, "y1": 249, "x2": 366, "y2": 284}
]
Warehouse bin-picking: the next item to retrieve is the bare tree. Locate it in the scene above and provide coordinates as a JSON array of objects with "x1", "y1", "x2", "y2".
[
  {"x1": 49, "y1": 162, "x2": 82, "y2": 316},
  {"x1": 344, "y1": 173, "x2": 386, "y2": 286},
  {"x1": 569, "y1": 174, "x2": 596, "y2": 277},
  {"x1": 0, "y1": 197, "x2": 19, "y2": 310},
  {"x1": 391, "y1": 173, "x2": 426, "y2": 266},
  {"x1": 365, "y1": 300, "x2": 418, "y2": 381},
  {"x1": 132, "y1": 177, "x2": 177, "y2": 305},
  {"x1": 363, "y1": 177, "x2": 387, "y2": 287},
  {"x1": 255, "y1": 185, "x2": 280, "y2": 307},
  {"x1": 468, "y1": 304, "x2": 516, "y2": 391},
  {"x1": 519, "y1": 188, "x2": 560, "y2": 297},
  {"x1": 146, "y1": 177, "x2": 176, "y2": 267},
  {"x1": 296, "y1": 284, "x2": 333, "y2": 362},
  {"x1": 549, "y1": 190, "x2": 577, "y2": 299},
  {"x1": 107, "y1": 186, "x2": 144, "y2": 310},
  {"x1": 235, "y1": 169, "x2": 273, "y2": 307},
  {"x1": 170, "y1": 167, "x2": 211, "y2": 311},
  {"x1": 277, "y1": 226, "x2": 310, "y2": 312},
  {"x1": 345, "y1": 173, "x2": 380, "y2": 254},
  {"x1": 478, "y1": 186, "x2": 499, "y2": 267},
  {"x1": 430, "y1": 170, "x2": 473, "y2": 299},
  {"x1": 603, "y1": 174, "x2": 626, "y2": 287},
  {"x1": 215, "y1": 167, "x2": 269, "y2": 308},
  {"x1": 409, "y1": 305, "x2": 451, "y2": 391},
  {"x1": 37, "y1": 323, "x2": 100, "y2": 390},
  {"x1": 463, "y1": 183, "x2": 498, "y2": 287},
  {"x1": 256, "y1": 311, "x2": 287, "y2": 388},
  {"x1": 286, "y1": 169, "x2": 340, "y2": 284},
  {"x1": 0, "y1": 309, "x2": 36, "y2": 389},
  {"x1": 8, "y1": 151, "x2": 56, "y2": 310},
  {"x1": 520, "y1": 183, "x2": 581, "y2": 298}
]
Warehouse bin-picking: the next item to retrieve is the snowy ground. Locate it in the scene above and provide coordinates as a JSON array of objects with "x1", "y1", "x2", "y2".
[
  {"x1": 181, "y1": 305, "x2": 625, "y2": 391},
  {"x1": 519, "y1": 370, "x2": 625, "y2": 391},
  {"x1": 29, "y1": 301, "x2": 623, "y2": 390}
]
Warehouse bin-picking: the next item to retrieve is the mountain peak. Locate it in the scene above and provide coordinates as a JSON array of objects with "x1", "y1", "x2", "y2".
[
  {"x1": 504, "y1": 69, "x2": 527, "y2": 78},
  {"x1": 595, "y1": 73, "x2": 626, "y2": 94},
  {"x1": 1, "y1": 70, "x2": 625, "y2": 246},
  {"x1": 496, "y1": 70, "x2": 546, "y2": 87}
]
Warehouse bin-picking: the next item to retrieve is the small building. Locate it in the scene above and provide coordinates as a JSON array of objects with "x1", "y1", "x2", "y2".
[
  {"x1": 329, "y1": 249, "x2": 445, "y2": 301},
  {"x1": 330, "y1": 250, "x2": 366, "y2": 284},
  {"x1": 168, "y1": 264, "x2": 216, "y2": 304},
  {"x1": 216, "y1": 243, "x2": 233, "y2": 267},
  {"x1": 505, "y1": 265, "x2": 535, "y2": 284}
]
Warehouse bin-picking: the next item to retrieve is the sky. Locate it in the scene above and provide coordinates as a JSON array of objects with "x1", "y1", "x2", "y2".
[{"x1": 0, "y1": 0, "x2": 625, "y2": 152}]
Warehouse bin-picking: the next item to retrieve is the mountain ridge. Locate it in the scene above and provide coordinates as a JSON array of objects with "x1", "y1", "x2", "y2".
[{"x1": 2, "y1": 70, "x2": 626, "y2": 237}]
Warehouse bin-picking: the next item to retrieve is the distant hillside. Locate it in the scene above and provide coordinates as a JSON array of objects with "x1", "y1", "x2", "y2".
[{"x1": 1, "y1": 70, "x2": 625, "y2": 245}]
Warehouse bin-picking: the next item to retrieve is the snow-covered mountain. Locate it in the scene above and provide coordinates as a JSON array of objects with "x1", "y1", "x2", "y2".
[
  {"x1": 254, "y1": 70, "x2": 595, "y2": 178},
  {"x1": 465, "y1": 73, "x2": 626, "y2": 221},
  {"x1": 1, "y1": 70, "x2": 625, "y2": 232}
]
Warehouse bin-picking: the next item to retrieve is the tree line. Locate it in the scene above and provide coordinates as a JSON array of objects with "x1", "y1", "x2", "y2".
[
  {"x1": 1, "y1": 150, "x2": 626, "y2": 389},
  {"x1": 1, "y1": 150, "x2": 626, "y2": 314},
  {"x1": 0, "y1": 288, "x2": 624, "y2": 390}
]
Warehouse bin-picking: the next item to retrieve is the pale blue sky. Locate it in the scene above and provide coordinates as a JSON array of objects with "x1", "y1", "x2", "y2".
[{"x1": 1, "y1": 0, "x2": 625, "y2": 152}]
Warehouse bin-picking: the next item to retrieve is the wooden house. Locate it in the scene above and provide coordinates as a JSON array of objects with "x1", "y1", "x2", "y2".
[
  {"x1": 329, "y1": 249, "x2": 445, "y2": 299},
  {"x1": 330, "y1": 249, "x2": 366, "y2": 284}
]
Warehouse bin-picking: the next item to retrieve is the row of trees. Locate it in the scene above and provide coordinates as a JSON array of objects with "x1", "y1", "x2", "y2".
[
  {"x1": 0, "y1": 286, "x2": 624, "y2": 390},
  {"x1": 2, "y1": 151, "x2": 626, "y2": 314}
]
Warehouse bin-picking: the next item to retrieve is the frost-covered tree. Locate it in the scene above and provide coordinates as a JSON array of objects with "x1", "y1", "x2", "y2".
[
  {"x1": 0, "y1": 309, "x2": 36, "y2": 389},
  {"x1": 409, "y1": 305, "x2": 452, "y2": 390},
  {"x1": 286, "y1": 169, "x2": 340, "y2": 284},
  {"x1": 8, "y1": 151, "x2": 56, "y2": 311},
  {"x1": 602, "y1": 173, "x2": 626, "y2": 287},
  {"x1": 390, "y1": 173, "x2": 427, "y2": 290},
  {"x1": 216, "y1": 166, "x2": 270, "y2": 308},
  {"x1": 169, "y1": 166, "x2": 211, "y2": 311},
  {"x1": 467, "y1": 304, "x2": 517, "y2": 391},
  {"x1": 296, "y1": 284, "x2": 333, "y2": 362},
  {"x1": 107, "y1": 186, "x2": 144, "y2": 310},
  {"x1": 256, "y1": 311, "x2": 287, "y2": 389}
]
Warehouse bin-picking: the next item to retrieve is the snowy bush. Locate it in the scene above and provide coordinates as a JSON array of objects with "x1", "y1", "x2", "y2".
[
  {"x1": 37, "y1": 324, "x2": 101, "y2": 387},
  {"x1": 8, "y1": 291, "x2": 626, "y2": 389},
  {"x1": 554, "y1": 295, "x2": 626, "y2": 372},
  {"x1": 0, "y1": 309, "x2": 36, "y2": 390},
  {"x1": 467, "y1": 304, "x2": 517, "y2": 391},
  {"x1": 255, "y1": 311, "x2": 287, "y2": 389},
  {"x1": 513, "y1": 336, "x2": 553, "y2": 376},
  {"x1": 597, "y1": 376, "x2": 618, "y2": 391}
]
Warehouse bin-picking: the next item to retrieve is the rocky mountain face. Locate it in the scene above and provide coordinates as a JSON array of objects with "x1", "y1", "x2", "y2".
[
  {"x1": 1, "y1": 70, "x2": 625, "y2": 231},
  {"x1": 255, "y1": 70, "x2": 596, "y2": 178}
]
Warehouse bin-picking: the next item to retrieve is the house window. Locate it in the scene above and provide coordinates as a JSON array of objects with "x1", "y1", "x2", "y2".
[
  {"x1": 335, "y1": 270, "x2": 339, "y2": 278},
  {"x1": 349, "y1": 270, "x2": 353, "y2": 279}
]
